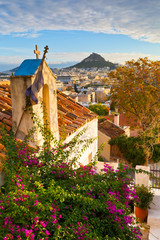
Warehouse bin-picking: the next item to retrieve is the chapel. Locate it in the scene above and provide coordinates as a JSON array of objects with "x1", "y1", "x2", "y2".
[{"x1": 0, "y1": 46, "x2": 98, "y2": 181}]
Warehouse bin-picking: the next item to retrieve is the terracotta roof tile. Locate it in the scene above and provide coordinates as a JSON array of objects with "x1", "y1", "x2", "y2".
[
  {"x1": 57, "y1": 90, "x2": 97, "y2": 136},
  {"x1": 98, "y1": 119, "x2": 125, "y2": 139},
  {"x1": 3, "y1": 118, "x2": 12, "y2": 127},
  {"x1": 0, "y1": 112, "x2": 11, "y2": 120},
  {"x1": 0, "y1": 83, "x2": 12, "y2": 136}
]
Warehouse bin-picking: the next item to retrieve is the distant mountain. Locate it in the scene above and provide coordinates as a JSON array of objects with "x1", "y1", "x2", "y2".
[
  {"x1": 1, "y1": 62, "x2": 78, "y2": 75},
  {"x1": 2, "y1": 67, "x2": 19, "y2": 75},
  {"x1": 11, "y1": 67, "x2": 19, "y2": 72},
  {"x1": 67, "y1": 53, "x2": 118, "y2": 70},
  {"x1": 0, "y1": 72, "x2": 8, "y2": 76}
]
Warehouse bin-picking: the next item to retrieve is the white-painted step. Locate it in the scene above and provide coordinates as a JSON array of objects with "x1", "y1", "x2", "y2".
[
  {"x1": 150, "y1": 189, "x2": 160, "y2": 210},
  {"x1": 149, "y1": 227, "x2": 160, "y2": 240},
  {"x1": 148, "y1": 209, "x2": 160, "y2": 228},
  {"x1": 148, "y1": 209, "x2": 160, "y2": 240}
]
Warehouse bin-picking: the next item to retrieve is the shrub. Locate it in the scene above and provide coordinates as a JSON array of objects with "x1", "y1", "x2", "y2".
[
  {"x1": 109, "y1": 135, "x2": 160, "y2": 167},
  {"x1": 0, "y1": 123, "x2": 141, "y2": 239},
  {"x1": 109, "y1": 136, "x2": 144, "y2": 167}
]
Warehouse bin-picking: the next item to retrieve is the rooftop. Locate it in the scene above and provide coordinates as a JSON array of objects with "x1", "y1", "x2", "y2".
[
  {"x1": 108, "y1": 113, "x2": 139, "y2": 128},
  {"x1": 98, "y1": 119, "x2": 125, "y2": 139}
]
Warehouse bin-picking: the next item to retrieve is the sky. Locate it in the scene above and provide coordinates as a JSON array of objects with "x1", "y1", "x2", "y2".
[{"x1": 1, "y1": 0, "x2": 160, "y2": 71}]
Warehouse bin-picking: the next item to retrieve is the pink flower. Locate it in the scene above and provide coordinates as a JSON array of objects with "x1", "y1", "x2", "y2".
[
  {"x1": 25, "y1": 229, "x2": 33, "y2": 237},
  {"x1": 33, "y1": 200, "x2": 39, "y2": 206},
  {"x1": 46, "y1": 230, "x2": 50, "y2": 236},
  {"x1": 34, "y1": 217, "x2": 39, "y2": 223},
  {"x1": 40, "y1": 221, "x2": 47, "y2": 227},
  {"x1": 30, "y1": 234, "x2": 35, "y2": 240},
  {"x1": 16, "y1": 183, "x2": 20, "y2": 188}
]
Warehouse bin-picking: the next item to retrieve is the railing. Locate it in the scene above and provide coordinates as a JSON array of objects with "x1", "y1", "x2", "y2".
[{"x1": 150, "y1": 165, "x2": 160, "y2": 189}]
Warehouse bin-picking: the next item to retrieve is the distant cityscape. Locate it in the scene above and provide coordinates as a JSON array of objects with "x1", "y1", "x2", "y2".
[{"x1": 0, "y1": 53, "x2": 117, "y2": 109}]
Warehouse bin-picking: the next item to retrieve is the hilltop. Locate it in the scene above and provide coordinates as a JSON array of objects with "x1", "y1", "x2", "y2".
[
  {"x1": 1, "y1": 53, "x2": 118, "y2": 74},
  {"x1": 66, "y1": 53, "x2": 118, "y2": 70}
]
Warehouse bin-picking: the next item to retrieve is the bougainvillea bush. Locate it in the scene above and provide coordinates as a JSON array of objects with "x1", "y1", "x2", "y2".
[{"x1": 0, "y1": 124, "x2": 141, "y2": 240}]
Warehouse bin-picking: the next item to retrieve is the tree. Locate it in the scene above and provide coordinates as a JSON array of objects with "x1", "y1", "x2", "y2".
[
  {"x1": 109, "y1": 58, "x2": 160, "y2": 164},
  {"x1": 74, "y1": 83, "x2": 79, "y2": 93},
  {"x1": 88, "y1": 103, "x2": 109, "y2": 116}
]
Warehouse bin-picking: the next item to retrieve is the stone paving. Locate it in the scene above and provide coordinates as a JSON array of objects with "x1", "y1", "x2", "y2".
[{"x1": 148, "y1": 189, "x2": 160, "y2": 240}]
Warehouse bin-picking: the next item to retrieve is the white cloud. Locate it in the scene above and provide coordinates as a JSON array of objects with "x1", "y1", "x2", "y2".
[
  {"x1": 0, "y1": 0, "x2": 160, "y2": 42},
  {"x1": 101, "y1": 53, "x2": 160, "y2": 64},
  {"x1": 0, "y1": 55, "x2": 28, "y2": 64},
  {"x1": 0, "y1": 47, "x2": 30, "y2": 53}
]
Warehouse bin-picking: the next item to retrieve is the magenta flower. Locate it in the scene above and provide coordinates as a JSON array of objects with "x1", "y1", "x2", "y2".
[
  {"x1": 46, "y1": 230, "x2": 50, "y2": 236},
  {"x1": 40, "y1": 221, "x2": 47, "y2": 227}
]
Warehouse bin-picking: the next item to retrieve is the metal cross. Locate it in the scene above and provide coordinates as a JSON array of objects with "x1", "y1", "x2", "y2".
[{"x1": 34, "y1": 45, "x2": 41, "y2": 59}]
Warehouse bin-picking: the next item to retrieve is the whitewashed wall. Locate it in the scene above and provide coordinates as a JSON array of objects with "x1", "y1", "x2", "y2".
[
  {"x1": 64, "y1": 118, "x2": 98, "y2": 166},
  {"x1": 135, "y1": 165, "x2": 150, "y2": 187}
]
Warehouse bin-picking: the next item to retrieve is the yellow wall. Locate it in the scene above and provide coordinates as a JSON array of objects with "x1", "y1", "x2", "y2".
[{"x1": 98, "y1": 131, "x2": 111, "y2": 161}]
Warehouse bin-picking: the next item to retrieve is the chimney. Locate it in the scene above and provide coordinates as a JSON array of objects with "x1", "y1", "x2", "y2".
[{"x1": 114, "y1": 113, "x2": 119, "y2": 126}]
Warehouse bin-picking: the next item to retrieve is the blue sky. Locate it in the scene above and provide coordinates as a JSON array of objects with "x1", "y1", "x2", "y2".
[{"x1": 1, "y1": 0, "x2": 160, "y2": 71}]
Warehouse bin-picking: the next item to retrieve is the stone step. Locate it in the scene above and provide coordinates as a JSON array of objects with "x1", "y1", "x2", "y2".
[
  {"x1": 149, "y1": 227, "x2": 160, "y2": 240},
  {"x1": 150, "y1": 190, "x2": 160, "y2": 210},
  {"x1": 147, "y1": 209, "x2": 160, "y2": 228}
]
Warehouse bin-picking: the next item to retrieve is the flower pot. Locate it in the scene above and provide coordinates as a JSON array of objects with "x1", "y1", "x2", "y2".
[{"x1": 134, "y1": 206, "x2": 148, "y2": 223}]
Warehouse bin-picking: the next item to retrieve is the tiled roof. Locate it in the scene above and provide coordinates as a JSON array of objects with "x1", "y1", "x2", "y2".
[
  {"x1": 0, "y1": 81, "x2": 97, "y2": 138},
  {"x1": 98, "y1": 119, "x2": 125, "y2": 139},
  {"x1": 0, "y1": 82, "x2": 12, "y2": 132},
  {"x1": 57, "y1": 90, "x2": 97, "y2": 137}
]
